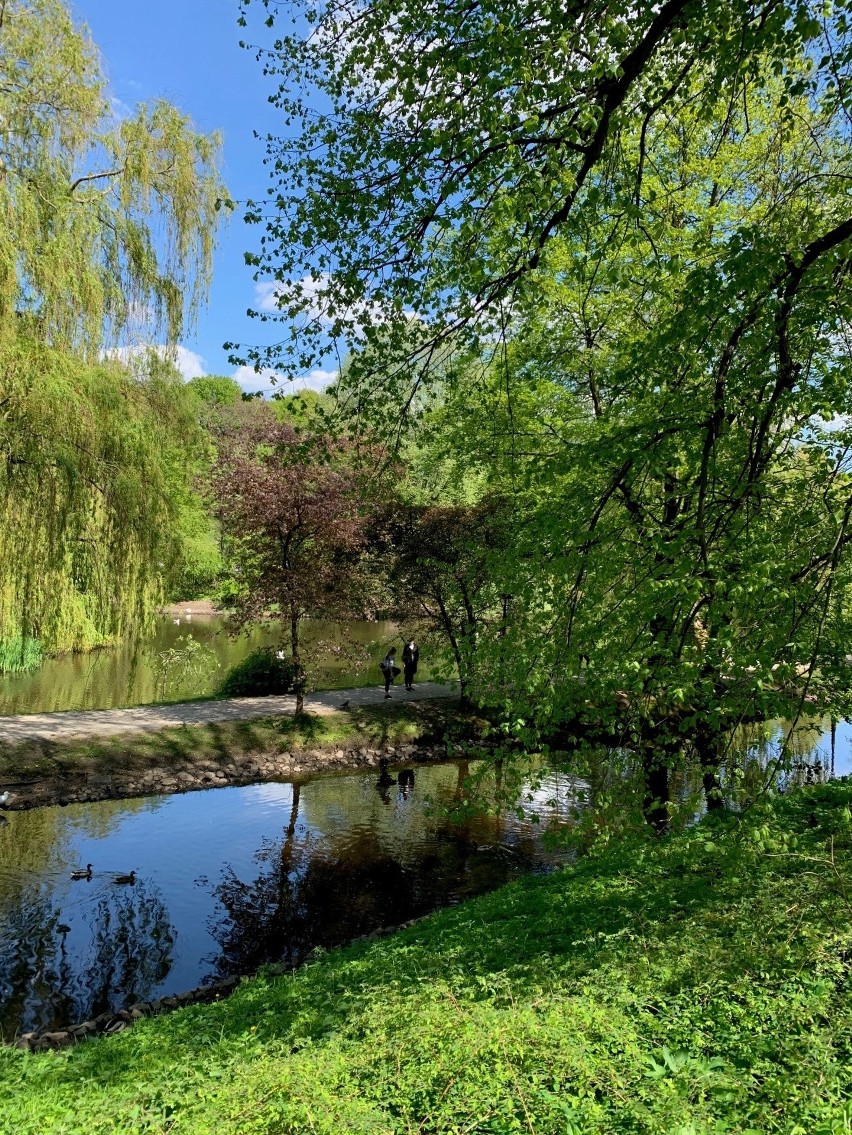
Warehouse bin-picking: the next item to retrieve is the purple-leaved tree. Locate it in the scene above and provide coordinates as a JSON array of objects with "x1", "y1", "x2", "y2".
[{"x1": 212, "y1": 407, "x2": 371, "y2": 712}]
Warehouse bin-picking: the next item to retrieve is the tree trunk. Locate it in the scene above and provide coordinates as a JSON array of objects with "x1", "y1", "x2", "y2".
[
  {"x1": 274, "y1": 783, "x2": 301, "y2": 965},
  {"x1": 435, "y1": 591, "x2": 473, "y2": 709},
  {"x1": 640, "y1": 722, "x2": 673, "y2": 834},
  {"x1": 290, "y1": 602, "x2": 304, "y2": 714},
  {"x1": 641, "y1": 748, "x2": 670, "y2": 834},
  {"x1": 281, "y1": 783, "x2": 301, "y2": 873},
  {"x1": 695, "y1": 723, "x2": 725, "y2": 811}
]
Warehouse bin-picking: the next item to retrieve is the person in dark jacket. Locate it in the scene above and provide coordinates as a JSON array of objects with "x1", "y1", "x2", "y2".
[
  {"x1": 379, "y1": 648, "x2": 400, "y2": 698},
  {"x1": 402, "y1": 639, "x2": 419, "y2": 691}
]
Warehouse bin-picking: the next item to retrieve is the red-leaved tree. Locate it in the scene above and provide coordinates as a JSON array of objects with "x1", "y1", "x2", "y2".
[{"x1": 211, "y1": 406, "x2": 370, "y2": 712}]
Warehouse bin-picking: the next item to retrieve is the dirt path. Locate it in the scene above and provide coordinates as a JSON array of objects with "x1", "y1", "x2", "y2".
[{"x1": 0, "y1": 682, "x2": 457, "y2": 745}]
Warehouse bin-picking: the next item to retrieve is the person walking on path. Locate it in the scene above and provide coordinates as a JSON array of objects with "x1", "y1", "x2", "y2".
[
  {"x1": 402, "y1": 639, "x2": 419, "y2": 691},
  {"x1": 380, "y1": 648, "x2": 400, "y2": 698}
]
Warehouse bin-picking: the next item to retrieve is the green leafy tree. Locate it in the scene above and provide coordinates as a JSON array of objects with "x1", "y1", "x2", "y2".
[
  {"x1": 187, "y1": 376, "x2": 244, "y2": 408},
  {"x1": 241, "y1": 0, "x2": 852, "y2": 824},
  {"x1": 413, "y1": 85, "x2": 852, "y2": 825},
  {"x1": 0, "y1": 0, "x2": 228, "y2": 352},
  {"x1": 237, "y1": 0, "x2": 846, "y2": 387},
  {"x1": 380, "y1": 502, "x2": 509, "y2": 706},
  {"x1": 0, "y1": 348, "x2": 208, "y2": 660}
]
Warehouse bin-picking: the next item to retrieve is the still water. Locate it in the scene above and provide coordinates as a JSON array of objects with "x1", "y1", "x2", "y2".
[
  {"x1": 0, "y1": 759, "x2": 581, "y2": 1037},
  {"x1": 0, "y1": 614, "x2": 426, "y2": 716}
]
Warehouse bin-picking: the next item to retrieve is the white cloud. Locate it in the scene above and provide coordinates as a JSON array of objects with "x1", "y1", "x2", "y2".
[
  {"x1": 169, "y1": 345, "x2": 207, "y2": 380},
  {"x1": 108, "y1": 343, "x2": 337, "y2": 396},
  {"x1": 105, "y1": 344, "x2": 207, "y2": 380},
  {"x1": 254, "y1": 275, "x2": 333, "y2": 323},
  {"x1": 109, "y1": 95, "x2": 133, "y2": 121},
  {"x1": 232, "y1": 365, "x2": 337, "y2": 395}
]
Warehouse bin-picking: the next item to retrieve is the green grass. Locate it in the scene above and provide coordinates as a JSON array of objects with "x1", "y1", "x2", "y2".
[
  {"x1": 0, "y1": 700, "x2": 482, "y2": 783},
  {"x1": 2, "y1": 784, "x2": 852, "y2": 1133},
  {"x1": 0, "y1": 634, "x2": 43, "y2": 674}
]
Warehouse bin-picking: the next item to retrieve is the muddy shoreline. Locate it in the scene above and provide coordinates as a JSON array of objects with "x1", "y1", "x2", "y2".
[{"x1": 0, "y1": 738, "x2": 451, "y2": 811}]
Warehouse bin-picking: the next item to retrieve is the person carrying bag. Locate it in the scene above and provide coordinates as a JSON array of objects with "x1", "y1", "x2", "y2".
[{"x1": 379, "y1": 648, "x2": 400, "y2": 698}]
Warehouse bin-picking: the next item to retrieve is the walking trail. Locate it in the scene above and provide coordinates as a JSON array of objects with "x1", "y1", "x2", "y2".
[{"x1": 0, "y1": 682, "x2": 457, "y2": 746}]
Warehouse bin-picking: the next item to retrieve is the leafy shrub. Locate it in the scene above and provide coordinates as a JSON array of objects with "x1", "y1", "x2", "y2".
[
  {"x1": 217, "y1": 647, "x2": 296, "y2": 697},
  {"x1": 0, "y1": 635, "x2": 43, "y2": 674},
  {"x1": 152, "y1": 634, "x2": 219, "y2": 699}
]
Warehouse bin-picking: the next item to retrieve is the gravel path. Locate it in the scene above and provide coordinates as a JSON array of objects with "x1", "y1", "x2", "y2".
[{"x1": 0, "y1": 682, "x2": 457, "y2": 745}]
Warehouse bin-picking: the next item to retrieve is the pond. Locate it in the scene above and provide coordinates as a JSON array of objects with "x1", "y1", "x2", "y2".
[
  {"x1": 0, "y1": 613, "x2": 428, "y2": 716},
  {"x1": 0, "y1": 758, "x2": 582, "y2": 1038},
  {"x1": 739, "y1": 716, "x2": 852, "y2": 781}
]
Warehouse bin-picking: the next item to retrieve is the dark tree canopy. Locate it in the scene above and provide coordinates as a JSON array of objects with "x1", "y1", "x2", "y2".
[{"x1": 210, "y1": 406, "x2": 374, "y2": 709}]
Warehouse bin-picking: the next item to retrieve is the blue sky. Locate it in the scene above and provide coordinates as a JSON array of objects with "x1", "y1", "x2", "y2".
[{"x1": 71, "y1": 0, "x2": 335, "y2": 395}]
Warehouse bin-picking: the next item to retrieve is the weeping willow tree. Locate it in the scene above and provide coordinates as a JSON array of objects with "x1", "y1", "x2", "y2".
[
  {"x1": 0, "y1": 0, "x2": 229, "y2": 668},
  {"x1": 1, "y1": 344, "x2": 207, "y2": 660}
]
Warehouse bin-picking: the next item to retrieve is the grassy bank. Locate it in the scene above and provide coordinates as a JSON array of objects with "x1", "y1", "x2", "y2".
[
  {"x1": 0, "y1": 700, "x2": 480, "y2": 783},
  {"x1": 2, "y1": 783, "x2": 851, "y2": 1133}
]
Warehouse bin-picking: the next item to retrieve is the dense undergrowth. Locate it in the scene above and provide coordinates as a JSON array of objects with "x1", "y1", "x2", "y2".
[{"x1": 1, "y1": 782, "x2": 851, "y2": 1133}]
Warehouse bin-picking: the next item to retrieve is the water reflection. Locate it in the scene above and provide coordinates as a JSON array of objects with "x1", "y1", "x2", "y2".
[
  {"x1": 723, "y1": 717, "x2": 852, "y2": 799},
  {"x1": 0, "y1": 759, "x2": 579, "y2": 1037},
  {"x1": 11, "y1": 713, "x2": 841, "y2": 1038},
  {"x1": 0, "y1": 872, "x2": 174, "y2": 1035},
  {"x1": 207, "y1": 760, "x2": 578, "y2": 978},
  {"x1": 0, "y1": 615, "x2": 420, "y2": 715}
]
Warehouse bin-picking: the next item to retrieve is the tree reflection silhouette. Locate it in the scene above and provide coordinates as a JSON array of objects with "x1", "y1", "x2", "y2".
[
  {"x1": 84, "y1": 883, "x2": 175, "y2": 1017},
  {"x1": 0, "y1": 878, "x2": 175, "y2": 1035},
  {"x1": 205, "y1": 778, "x2": 498, "y2": 979}
]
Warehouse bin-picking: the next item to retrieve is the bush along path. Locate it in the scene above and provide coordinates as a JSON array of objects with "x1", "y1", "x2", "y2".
[{"x1": 2, "y1": 782, "x2": 852, "y2": 1133}]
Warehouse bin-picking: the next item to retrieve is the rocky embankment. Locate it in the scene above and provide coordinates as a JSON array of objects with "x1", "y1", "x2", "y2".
[{"x1": 1, "y1": 740, "x2": 450, "y2": 811}]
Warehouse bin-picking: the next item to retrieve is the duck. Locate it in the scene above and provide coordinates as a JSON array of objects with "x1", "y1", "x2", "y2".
[
  {"x1": 70, "y1": 864, "x2": 93, "y2": 880},
  {"x1": 0, "y1": 791, "x2": 9, "y2": 806},
  {"x1": 112, "y1": 871, "x2": 136, "y2": 885}
]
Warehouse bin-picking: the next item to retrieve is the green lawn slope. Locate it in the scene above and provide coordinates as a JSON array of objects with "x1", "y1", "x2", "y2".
[{"x1": 2, "y1": 783, "x2": 851, "y2": 1134}]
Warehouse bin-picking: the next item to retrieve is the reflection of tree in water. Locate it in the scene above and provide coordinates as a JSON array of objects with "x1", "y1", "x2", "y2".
[
  {"x1": 206, "y1": 773, "x2": 513, "y2": 980},
  {"x1": 0, "y1": 877, "x2": 175, "y2": 1036},
  {"x1": 0, "y1": 893, "x2": 68, "y2": 1039},
  {"x1": 83, "y1": 882, "x2": 175, "y2": 1016}
]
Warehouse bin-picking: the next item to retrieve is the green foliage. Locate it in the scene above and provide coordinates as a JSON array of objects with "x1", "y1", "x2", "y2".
[
  {"x1": 313, "y1": 67, "x2": 852, "y2": 826},
  {"x1": 167, "y1": 500, "x2": 224, "y2": 602},
  {"x1": 271, "y1": 388, "x2": 337, "y2": 429},
  {"x1": 237, "y1": 0, "x2": 849, "y2": 381},
  {"x1": 187, "y1": 376, "x2": 244, "y2": 407},
  {"x1": 152, "y1": 634, "x2": 219, "y2": 701},
  {"x1": 0, "y1": 635, "x2": 42, "y2": 675},
  {"x1": 217, "y1": 646, "x2": 296, "y2": 698},
  {"x1": 3, "y1": 783, "x2": 852, "y2": 1132},
  {"x1": 238, "y1": 0, "x2": 852, "y2": 825},
  {"x1": 0, "y1": 345, "x2": 207, "y2": 655},
  {"x1": 0, "y1": 0, "x2": 229, "y2": 353},
  {"x1": 0, "y1": 0, "x2": 230, "y2": 657}
]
